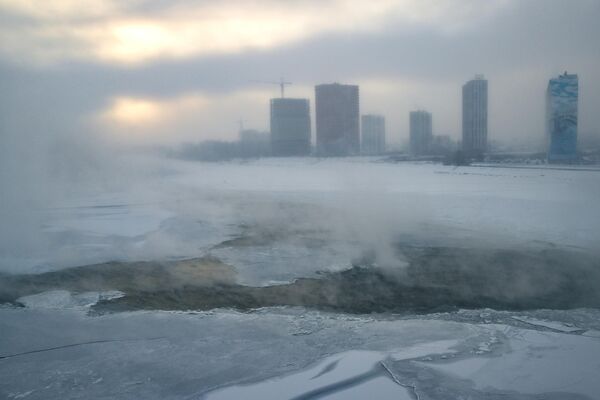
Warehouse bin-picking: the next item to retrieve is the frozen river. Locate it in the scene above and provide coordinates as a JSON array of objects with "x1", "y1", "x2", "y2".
[
  {"x1": 1, "y1": 157, "x2": 600, "y2": 399},
  {"x1": 2, "y1": 304, "x2": 600, "y2": 399},
  {"x1": 3, "y1": 157, "x2": 599, "y2": 276}
]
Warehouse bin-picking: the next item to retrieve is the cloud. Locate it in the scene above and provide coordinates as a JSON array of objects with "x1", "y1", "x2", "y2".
[
  {"x1": 0, "y1": 0, "x2": 599, "y2": 147},
  {"x1": 94, "y1": 89, "x2": 279, "y2": 144},
  {"x1": 0, "y1": 0, "x2": 513, "y2": 66}
]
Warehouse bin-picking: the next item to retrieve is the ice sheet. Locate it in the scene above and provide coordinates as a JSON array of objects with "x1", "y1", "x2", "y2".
[
  {"x1": 420, "y1": 325, "x2": 600, "y2": 398},
  {"x1": 3, "y1": 158, "x2": 600, "y2": 274},
  {"x1": 1, "y1": 307, "x2": 599, "y2": 399},
  {"x1": 17, "y1": 290, "x2": 124, "y2": 310}
]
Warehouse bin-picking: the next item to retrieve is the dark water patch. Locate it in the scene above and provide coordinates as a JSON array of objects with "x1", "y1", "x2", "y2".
[
  {"x1": 212, "y1": 224, "x2": 331, "y2": 250},
  {"x1": 397, "y1": 246, "x2": 600, "y2": 306},
  {"x1": 2, "y1": 247, "x2": 599, "y2": 314}
]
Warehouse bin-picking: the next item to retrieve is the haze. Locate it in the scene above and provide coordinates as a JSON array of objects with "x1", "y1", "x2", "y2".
[
  {"x1": 2, "y1": 2, "x2": 600, "y2": 399},
  {"x1": 1, "y1": 0, "x2": 599, "y2": 150}
]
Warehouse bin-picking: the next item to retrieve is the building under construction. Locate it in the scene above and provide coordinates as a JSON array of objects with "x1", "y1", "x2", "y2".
[{"x1": 270, "y1": 98, "x2": 311, "y2": 156}]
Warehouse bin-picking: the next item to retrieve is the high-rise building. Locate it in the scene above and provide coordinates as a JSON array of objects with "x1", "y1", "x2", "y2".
[
  {"x1": 361, "y1": 114, "x2": 386, "y2": 155},
  {"x1": 462, "y1": 75, "x2": 488, "y2": 157},
  {"x1": 270, "y1": 98, "x2": 311, "y2": 156},
  {"x1": 546, "y1": 72, "x2": 578, "y2": 163},
  {"x1": 409, "y1": 110, "x2": 432, "y2": 156},
  {"x1": 315, "y1": 83, "x2": 360, "y2": 156}
]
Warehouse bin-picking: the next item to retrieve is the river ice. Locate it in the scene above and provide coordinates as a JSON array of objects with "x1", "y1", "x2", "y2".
[
  {"x1": 1, "y1": 305, "x2": 600, "y2": 399},
  {"x1": 1, "y1": 157, "x2": 600, "y2": 398},
  {"x1": 3, "y1": 157, "x2": 599, "y2": 279}
]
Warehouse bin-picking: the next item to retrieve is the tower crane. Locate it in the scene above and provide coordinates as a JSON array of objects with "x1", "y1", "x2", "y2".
[{"x1": 252, "y1": 77, "x2": 292, "y2": 98}]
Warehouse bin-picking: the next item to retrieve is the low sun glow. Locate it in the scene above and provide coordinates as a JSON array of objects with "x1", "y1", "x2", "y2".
[
  {"x1": 98, "y1": 22, "x2": 181, "y2": 64},
  {"x1": 93, "y1": 16, "x2": 310, "y2": 64},
  {"x1": 0, "y1": 0, "x2": 501, "y2": 66},
  {"x1": 99, "y1": 94, "x2": 212, "y2": 140},
  {"x1": 104, "y1": 97, "x2": 163, "y2": 126}
]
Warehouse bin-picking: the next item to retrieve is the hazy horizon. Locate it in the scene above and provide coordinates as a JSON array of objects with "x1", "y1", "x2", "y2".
[
  {"x1": 1, "y1": 0, "x2": 599, "y2": 150},
  {"x1": 2, "y1": 3, "x2": 600, "y2": 398}
]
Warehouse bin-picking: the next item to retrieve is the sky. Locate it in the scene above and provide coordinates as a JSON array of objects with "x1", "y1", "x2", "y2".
[{"x1": 0, "y1": 0, "x2": 599, "y2": 149}]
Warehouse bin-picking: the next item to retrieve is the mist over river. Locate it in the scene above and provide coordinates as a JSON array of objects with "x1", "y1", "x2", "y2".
[{"x1": 2, "y1": 157, "x2": 600, "y2": 399}]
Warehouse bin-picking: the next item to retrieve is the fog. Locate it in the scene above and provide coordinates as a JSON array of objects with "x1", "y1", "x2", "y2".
[
  {"x1": 2, "y1": 0, "x2": 600, "y2": 248},
  {"x1": 2, "y1": 1, "x2": 600, "y2": 399},
  {"x1": 1, "y1": 0, "x2": 599, "y2": 326},
  {"x1": 1, "y1": 0, "x2": 600, "y2": 148}
]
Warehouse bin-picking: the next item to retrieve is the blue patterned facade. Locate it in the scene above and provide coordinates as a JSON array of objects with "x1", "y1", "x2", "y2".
[{"x1": 546, "y1": 73, "x2": 578, "y2": 163}]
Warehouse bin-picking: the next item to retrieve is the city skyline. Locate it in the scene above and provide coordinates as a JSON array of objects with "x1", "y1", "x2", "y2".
[
  {"x1": 225, "y1": 72, "x2": 580, "y2": 158},
  {"x1": 1, "y1": 0, "x2": 599, "y2": 153},
  {"x1": 2, "y1": 3, "x2": 600, "y2": 398}
]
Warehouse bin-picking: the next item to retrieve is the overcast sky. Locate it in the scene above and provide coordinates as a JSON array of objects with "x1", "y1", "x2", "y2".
[{"x1": 1, "y1": 0, "x2": 599, "y2": 147}]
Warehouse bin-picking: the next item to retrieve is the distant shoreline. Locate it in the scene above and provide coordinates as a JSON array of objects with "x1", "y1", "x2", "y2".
[{"x1": 470, "y1": 163, "x2": 600, "y2": 172}]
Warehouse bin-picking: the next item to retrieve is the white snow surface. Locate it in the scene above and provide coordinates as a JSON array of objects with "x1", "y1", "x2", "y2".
[
  {"x1": 17, "y1": 290, "x2": 124, "y2": 310},
  {"x1": 206, "y1": 350, "x2": 412, "y2": 400},
  {"x1": 2, "y1": 157, "x2": 600, "y2": 399},
  {"x1": 422, "y1": 325, "x2": 600, "y2": 398},
  {"x1": 1, "y1": 307, "x2": 600, "y2": 399},
  {"x1": 2, "y1": 157, "x2": 600, "y2": 280}
]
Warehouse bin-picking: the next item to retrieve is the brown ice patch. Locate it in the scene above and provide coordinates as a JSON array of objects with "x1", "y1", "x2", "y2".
[{"x1": 0, "y1": 256, "x2": 236, "y2": 303}]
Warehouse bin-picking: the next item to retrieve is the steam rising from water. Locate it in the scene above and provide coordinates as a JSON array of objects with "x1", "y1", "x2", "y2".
[
  {"x1": 1, "y1": 154, "x2": 599, "y2": 313},
  {"x1": 2, "y1": 245, "x2": 599, "y2": 314}
]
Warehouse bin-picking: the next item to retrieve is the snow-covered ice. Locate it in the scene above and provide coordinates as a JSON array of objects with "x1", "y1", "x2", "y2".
[
  {"x1": 3, "y1": 158, "x2": 599, "y2": 279},
  {"x1": 510, "y1": 315, "x2": 584, "y2": 332},
  {"x1": 422, "y1": 325, "x2": 600, "y2": 398},
  {"x1": 1, "y1": 306, "x2": 600, "y2": 399},
  {"x1": 205, "y1": 350, "x2": 412, "y2": 400},
  {"x1": 17, "y1": 290, "x2": 124, "y2": 310},
  {"x1": 1, "y1": 157, "x2": 600, "y2": 399}
]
